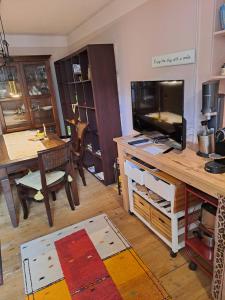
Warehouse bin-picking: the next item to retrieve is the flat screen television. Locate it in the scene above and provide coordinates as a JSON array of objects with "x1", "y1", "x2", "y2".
[{"x1": 131, "y1": 80, "x2": 186, "y2": 150}]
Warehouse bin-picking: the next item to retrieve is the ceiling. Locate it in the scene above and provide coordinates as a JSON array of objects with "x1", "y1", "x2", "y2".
[{"x1": 1, "y1": 0, "x2": 113, "y2": 35}]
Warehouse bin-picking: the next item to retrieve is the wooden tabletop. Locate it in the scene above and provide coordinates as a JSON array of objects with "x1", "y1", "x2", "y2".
[
  {"x1": 0, "y1": 132, "x2": 64, "y2": 168},
  {"x1": 114, "y1": 136, "x2": 225, "y2": 199}
]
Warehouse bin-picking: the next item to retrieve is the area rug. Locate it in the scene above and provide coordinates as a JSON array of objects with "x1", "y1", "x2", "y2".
[{"x1": 21, "y1": 214, "x2": 171, "y2": 299}]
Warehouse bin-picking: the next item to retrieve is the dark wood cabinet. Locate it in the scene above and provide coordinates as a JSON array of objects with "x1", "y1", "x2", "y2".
[
  {"x1": 55, "y1": 44, "x2": 122, "y2": 185},
  {"x1": 0, "y1": 55, "x2": 60, "y2": 134}
]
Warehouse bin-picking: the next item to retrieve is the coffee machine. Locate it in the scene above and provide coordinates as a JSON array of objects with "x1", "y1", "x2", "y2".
[
  {"x1": 199, "y1": 80, "x2": 225, "y2": 173},
  {"x1": 202, "y1": 81, "x2": 224, "y2": 130}
]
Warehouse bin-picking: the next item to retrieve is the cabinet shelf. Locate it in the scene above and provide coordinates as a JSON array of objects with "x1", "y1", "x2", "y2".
[
  {"x1": 186, "y1": 237, "x2": 214, "y2": 263},
  {"x1": 85, "y1": 148, "x2": 102, "y2": 159},
  {"x1": 65, "y1": 80, "x2": 91, "y2": 84},
  {"x1": 213, "y1": 29, "x2": 225, "y2": 37},
  {"x1": 185, "y1": 186, "x2": 217, "y2": 276},
  {"x1": 211, "y1": 75, "x2": 225, "y2": 80},
  {"x1": 0, "y1": 97, "x2": 23, "y2": 102},
  {"x1": 29, "y1": 94, "x2": 51, "y2": 99},
  {"x1": 132, "y1": 186, "x2": 172, "y2": 218},
  {"x1": 78, "y1": 105, "x2": 95, "y2": 110}
]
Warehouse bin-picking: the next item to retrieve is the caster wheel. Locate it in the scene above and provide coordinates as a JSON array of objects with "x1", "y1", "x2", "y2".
[
  {"x1": 189, "y1": 261, "x2": 197, "y2": 271},
  {"x1": 129, "y1": 210, "x2": 134, "y2": 216},
  {"x1": 170, "y1": 251, "x2": 177, "y2": 258}
]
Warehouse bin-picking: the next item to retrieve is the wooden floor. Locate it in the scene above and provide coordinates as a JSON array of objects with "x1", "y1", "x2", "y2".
[{"x1": 0, "y1": 172, "x2": 212, "y2": 300}]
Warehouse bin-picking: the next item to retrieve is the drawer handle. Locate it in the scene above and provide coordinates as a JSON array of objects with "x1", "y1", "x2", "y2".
[
  {"x1": 158, "y1": 217, "x2": 165, "y2": 224},
  {"x1": 139, "y1": 201, "x2": 144, "y2": 206}
]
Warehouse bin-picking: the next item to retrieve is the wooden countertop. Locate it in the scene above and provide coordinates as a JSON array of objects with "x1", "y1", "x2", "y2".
[{"x1": 114, "y1": 136, "x2": 225, "y2": 199}]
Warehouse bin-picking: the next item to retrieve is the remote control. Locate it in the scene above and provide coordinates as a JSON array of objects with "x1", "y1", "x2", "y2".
[{"x1": 128, "y1": 138, "x2": 149, "y2": 145}]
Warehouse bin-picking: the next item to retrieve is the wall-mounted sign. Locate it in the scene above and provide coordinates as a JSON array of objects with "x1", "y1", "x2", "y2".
[{"x1": 152, "y1": 49, "x2": 195, "y2": 68}]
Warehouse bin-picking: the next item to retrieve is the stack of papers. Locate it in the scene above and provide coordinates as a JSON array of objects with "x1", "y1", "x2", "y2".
[{"x1": 141, "y1": 144, "x2": 171, "y2": 155}]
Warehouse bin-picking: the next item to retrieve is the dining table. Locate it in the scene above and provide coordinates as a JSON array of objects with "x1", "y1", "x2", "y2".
[{"x1": 0, "y1": 130, "x2": 79, "y2": 228}]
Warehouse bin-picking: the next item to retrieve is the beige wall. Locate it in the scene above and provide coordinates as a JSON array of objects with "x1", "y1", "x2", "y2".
[
  {"x1": 67, "y1": 0, "x2": 199, "y2": 140},
  {"x1": 65, "y1": 0, "x2": 225, "y2": 141},
  {"x1": 3, "y1": 0, "x2": 224, "y2": 140}
]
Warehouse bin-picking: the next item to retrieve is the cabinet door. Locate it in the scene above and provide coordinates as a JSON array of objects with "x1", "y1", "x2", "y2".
[
  {"x1": 22, "y1": 62, "x2": 57, "y2": 129},
  {"x1": 23, "y1": 63, "x2": 50, "y2": 97},
  {"x1": 0, "y1": 65, "x2": 31, "y2": 132},
  {"x1": 30, "y1": 97, "x2": 54, "y2": 128}
]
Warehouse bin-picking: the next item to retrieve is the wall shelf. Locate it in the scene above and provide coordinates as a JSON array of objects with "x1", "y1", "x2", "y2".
[
  {"x1": 55, "y1": 44, "x2": 122, "y2": 185},
  {"x1": 213, "y1": 29, "x2": 225, "y2": 37},
  {"x1": 211, "y1": 75, "x2": 225, "y2": 80}
]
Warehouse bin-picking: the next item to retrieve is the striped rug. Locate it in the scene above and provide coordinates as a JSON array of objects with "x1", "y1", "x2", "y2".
[{"x1": 21, "y1": 214, "x2": 171, "y2": 299}]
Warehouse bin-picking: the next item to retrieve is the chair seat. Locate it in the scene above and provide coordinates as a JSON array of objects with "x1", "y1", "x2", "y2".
[{"x1": 15, "y1": 170, "x2": 65, "y2": 190}]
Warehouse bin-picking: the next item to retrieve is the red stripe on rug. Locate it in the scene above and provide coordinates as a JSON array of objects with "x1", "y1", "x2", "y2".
[{"x1": 55, "y1": 229, "x2": 122, "y2": 300}]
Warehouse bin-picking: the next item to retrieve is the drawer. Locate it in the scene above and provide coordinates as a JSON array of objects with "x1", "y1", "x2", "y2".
[
  {"x1": 133, "y1": 192, "x2": 151, "y2": 222},
  {"x1": 151, "y1": 206, "x2": 171, "y2": 240},
  {"x1": 144, "y1": 172, "x2": 175, "y2": 202},
  {"x1": 124, "y1": 160, "x2": 145, "y2": 185}
]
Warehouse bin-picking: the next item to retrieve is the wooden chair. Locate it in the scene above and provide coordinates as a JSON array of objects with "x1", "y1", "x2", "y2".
[
  {"x1": 71, "y1": 121, "x2": 89, "y2": 186},
  {"x1": 16, "y1": 142, "x2": 79, "y2": 227}
]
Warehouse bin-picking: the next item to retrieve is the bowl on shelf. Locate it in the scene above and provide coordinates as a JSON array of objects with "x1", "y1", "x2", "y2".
[{"x1": 0, "y1": 89, "x2": 7, "y2": 98}]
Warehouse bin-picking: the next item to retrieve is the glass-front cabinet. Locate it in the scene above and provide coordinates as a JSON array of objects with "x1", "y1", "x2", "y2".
[
  {"x1": 0, "y1": 64, "x2": 31, "y2": 131},
  {"x1": 23, "y1": 64, "x2": 50, "y2": 96},
  {"x1": 0, "y1": 56, "x2": 60, "y2": 134}
]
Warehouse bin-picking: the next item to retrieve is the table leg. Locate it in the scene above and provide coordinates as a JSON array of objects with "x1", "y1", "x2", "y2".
[
  {"x1": 1, "y1": 177, "x2": 18, "y2": 227},
  {"x1": 70, "y1": 165, "x2": 80, "y2": 206},
  {"x1": 0, "y1": 241, "x2": 3, "y2": 285}
]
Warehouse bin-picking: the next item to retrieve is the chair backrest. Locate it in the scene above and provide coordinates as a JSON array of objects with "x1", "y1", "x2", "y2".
[
  {"x1": 72, "y1": 121, "x2": 89, "y2": 155},
  {"x1": 38, "y1": 141, "x2": 72, "y2": 172},
  {"x1": 37, "y1": 141, "x2": 73, "y2": 191}
]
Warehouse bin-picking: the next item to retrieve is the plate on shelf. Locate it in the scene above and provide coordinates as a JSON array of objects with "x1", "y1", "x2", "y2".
[
  {"x1": 41, "y1": 106, "x2": 52, "y2": 111},
  {"x1": 95, "y1": 172, "x2": 104, "y2": 181},
  {"x1": 87, "y1": 166, "x2": 95, "y2": 173},
  {"x1": 95, "y1": 150, "x2": 101, "y2": 156},
  {"x1": 3, "y1": 109, "x2": 17, "y2": 116}
]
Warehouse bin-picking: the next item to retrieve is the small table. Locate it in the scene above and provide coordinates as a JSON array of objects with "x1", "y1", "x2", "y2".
[{"x1": 0, "y1": 131, "x2": 78, "y2": 228}]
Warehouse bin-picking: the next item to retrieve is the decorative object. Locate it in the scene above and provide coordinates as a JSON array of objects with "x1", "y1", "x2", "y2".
[
  {"x1": 43, "y1": 123, "x2": 47, "y2": 138},
  {"x1": 221, "y1": 63, "x2": 225, "y2": 76},
  {"x1": 21, "y1": 214, "x2": 170, "y2": 300},
  {"x1": 152, "y1": 49, "x2": 195, "y2": 68},
  {"x1": 72, "y1": 64, "x2": 81, "y2": 74},
  {"x1": 0, "y1": 9, "x2": 10, "y2": 67},
  {"x1": 88, "y1": 65, "x2": 91, "y2": 80}
]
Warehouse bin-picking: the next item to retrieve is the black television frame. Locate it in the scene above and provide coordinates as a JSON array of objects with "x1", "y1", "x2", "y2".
[{"x1": 131, "y1": 80, "x2": 186, "y2": 150}]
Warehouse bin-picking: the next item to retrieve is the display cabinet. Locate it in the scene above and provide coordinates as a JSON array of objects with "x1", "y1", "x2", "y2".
[
  {"x1": 0, "y1": 56, "x2": 60, "y2": 134},
  {"x1": 55, "y1": 44, "x2": 122, "y2": 185}
]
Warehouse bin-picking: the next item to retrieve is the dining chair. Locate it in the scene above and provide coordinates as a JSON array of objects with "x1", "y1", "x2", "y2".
[
  {"x1": 16, "y1": 141, "x2": 79, "y2": 227},
  {"x1": 71, "y1": 121, "x2": 89, "y2": 186}
]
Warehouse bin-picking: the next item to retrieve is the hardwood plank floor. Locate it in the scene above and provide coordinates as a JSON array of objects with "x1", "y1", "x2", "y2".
[{"x1": 0, "y1": 172, "x2": 212, "y2": 300}]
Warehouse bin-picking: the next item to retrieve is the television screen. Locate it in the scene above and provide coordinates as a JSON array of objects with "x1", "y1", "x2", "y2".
[{"x1": 131, "y1": 80, "x2": 186, "y2": 149}]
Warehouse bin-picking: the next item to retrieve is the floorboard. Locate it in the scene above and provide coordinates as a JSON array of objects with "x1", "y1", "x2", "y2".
[{"x1": 0, "y1": 172, "x2": 212, "y2": 300}]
